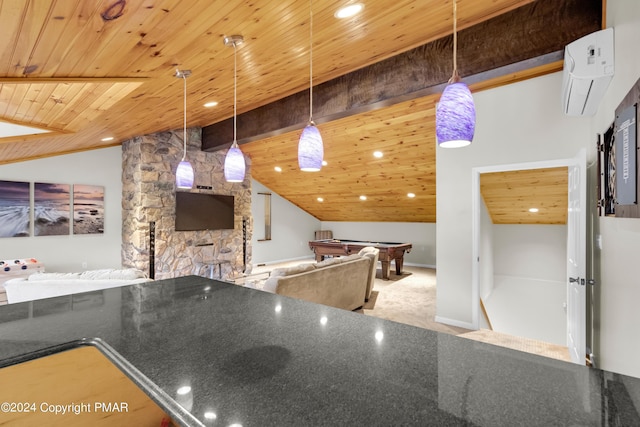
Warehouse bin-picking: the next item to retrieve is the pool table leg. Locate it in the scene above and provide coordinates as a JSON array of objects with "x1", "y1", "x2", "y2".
[
  {"x1": 395, "y1": 257, "x2": 404, "y2": 275},
  {"x1": 380, "y1": 260, "x2": 391, "y2": 280}
]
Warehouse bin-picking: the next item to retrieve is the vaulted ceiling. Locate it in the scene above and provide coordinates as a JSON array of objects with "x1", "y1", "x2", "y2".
[
  {"x1": 0, "y1": 0, "x2": 602, "y2": 223},
  {"x1": 481, "y1": 167, "x2": 569, "y2": 225}
]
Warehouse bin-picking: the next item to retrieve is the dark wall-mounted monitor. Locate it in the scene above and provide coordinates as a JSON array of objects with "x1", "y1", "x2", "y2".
[{"x1": 175, "y1": 192, "x2": 235, "y2": 231}]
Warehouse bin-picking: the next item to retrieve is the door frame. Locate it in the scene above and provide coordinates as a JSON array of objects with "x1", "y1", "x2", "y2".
[{"x1": 471, "y1": 156, "x2": 579, "y2": 331}]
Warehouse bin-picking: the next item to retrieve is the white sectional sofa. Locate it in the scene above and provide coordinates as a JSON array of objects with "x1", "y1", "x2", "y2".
[
  {"x1": 2, "y1": 268, "x2": 151, "y2": 304},
  {"x1": 0, "y1": 258, "x2": 45, "y2": 304}
]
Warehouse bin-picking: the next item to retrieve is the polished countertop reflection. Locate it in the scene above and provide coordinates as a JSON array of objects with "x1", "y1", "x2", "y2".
[{"x1": 0, "y1": 276, "x2": 638, "y2": 426}]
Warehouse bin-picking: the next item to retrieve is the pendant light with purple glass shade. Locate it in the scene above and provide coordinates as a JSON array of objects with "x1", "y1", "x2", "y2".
[
  {"x1": 436, "y1": 0, "x2": 476, "y2": 148},
  {"x1": 223, "y1": 35, "x2": 246, "y2": 182},
  {"x1": 175, "y1": 69, "x2": 194, "y2": 188},
  {"x1": 298, "y1": 0, "x2": 324, "y2": 171}
]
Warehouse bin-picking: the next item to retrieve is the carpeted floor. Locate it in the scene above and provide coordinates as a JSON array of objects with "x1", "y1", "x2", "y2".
[
  {"x1": 363, "y1": 265, "x2": 571, "y2": 362},
  {"x1": 360, "y1": 266, "x2": 471, "y2": 335},
  {"x1": 249, "y1": 260, "x2": 571, "y2": 363},
  {"x1": 458, "y1": 329, "x2": 572, "y2": 362}
]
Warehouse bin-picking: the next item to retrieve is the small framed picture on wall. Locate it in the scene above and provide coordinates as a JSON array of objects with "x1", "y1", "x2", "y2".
[
  {"x1": 73, "y1": 184, "x2": 105, "y2": 234},
  {"x1": 0, "y1": 180, "x2": 30, "y2": 238},
  {"x1": 34, "y1": 183, "x2": 71, "y2": 236}
]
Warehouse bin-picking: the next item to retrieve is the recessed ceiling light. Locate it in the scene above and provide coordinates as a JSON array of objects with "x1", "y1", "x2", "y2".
[
  {"x1": 407, "y1": 193, "x2": 416, "y2": 198},
  {"x1": 373, "y1": 151, "x2": 383, "y2": 158},
  {"x1": 359, "y1": 195, "x2": 367, "y2": 201},
  {"x1": 529, "y1": 208, "x2": 539, "y2": 213},
  {"x1": 317, "y1": 197, "x2": 324, "y2": 202},
  {"x1": 203, "y1": 101, "x2": 218, "y2": 108},
  {"x1": 322, "y1": 160, "x2": 328, "y2": 166},
  {"x1": 274, "y1": 166, "x2": 282, "y2": 172},
  {"x1": 101, "y1": 136, "x2": 114, "y2": 142},
  {"x1": 335, "y1": 3, "x2": 364, "y2": 19}
]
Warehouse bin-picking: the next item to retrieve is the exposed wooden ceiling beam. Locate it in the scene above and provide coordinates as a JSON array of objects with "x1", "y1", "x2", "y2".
[{"x1": 202, "y1": 0, "x2": 601, "y2": 151}]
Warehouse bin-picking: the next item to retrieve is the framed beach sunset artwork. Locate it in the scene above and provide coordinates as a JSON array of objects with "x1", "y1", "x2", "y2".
[
  {"x1": 0, "y1": 180, "x2": 30, "y2": 238},
  {"x1": 34, "y1": 183, "x2": 70, "y2": 236},
  {"x1": 73, "y1": 184, "x2": 105, "y2": 235}
]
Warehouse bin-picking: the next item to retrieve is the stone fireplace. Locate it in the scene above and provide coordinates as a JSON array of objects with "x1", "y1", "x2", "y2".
[{"x1": 121, "y1": 127, "x2": 252, "y2": 280}]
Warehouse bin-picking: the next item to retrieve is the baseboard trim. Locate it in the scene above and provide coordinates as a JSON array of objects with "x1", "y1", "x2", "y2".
[
  {"x1": 256, "y1": 258, "x2": 435, "y2": 269},
  {"x1": 252, "y1": 256, "x2": 315, "y2": 266},
  {"x1": 404, "y1": 262, "x2": 435, "y2": 269},
  {"x1": 435, "y1": 316, "x2": 475, "y2": 330}
]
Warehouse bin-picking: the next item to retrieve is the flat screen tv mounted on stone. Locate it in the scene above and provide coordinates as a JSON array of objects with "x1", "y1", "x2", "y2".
[{"x1": 175, "y1": 192, "x2": 235, "y2": 231}]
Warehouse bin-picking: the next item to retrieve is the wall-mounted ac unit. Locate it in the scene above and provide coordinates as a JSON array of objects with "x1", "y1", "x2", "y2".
[{"x1": 561, "y1": 28, "x2": 614, "y2": 116}]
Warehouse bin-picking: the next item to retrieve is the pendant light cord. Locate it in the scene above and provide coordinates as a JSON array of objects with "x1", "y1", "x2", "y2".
[
  {"x1": 453, "y1": 0, "x2": 457, "y2": 73},
  {"x1": 309, "y1": 0, "x2": 314, "y2": 123},
  {"x1": 233, "y1": 41, "x2": 238, "y2": 146},
  {"x1": 450, "y1": 0, "x2": 460, "y2": 83},
  {"x1": 182, "y1": 72, "x2": 187, "y2": 161}
]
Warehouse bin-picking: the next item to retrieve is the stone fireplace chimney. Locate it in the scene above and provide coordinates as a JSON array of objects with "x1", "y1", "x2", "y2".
[{"x1": 121, "y1": 127, "x2": 252, "y2": 280}]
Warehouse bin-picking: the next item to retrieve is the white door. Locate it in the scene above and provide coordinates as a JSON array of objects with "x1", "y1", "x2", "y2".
[{"x1": 567, "y1": 149, "x2": 587, "y2": 365}]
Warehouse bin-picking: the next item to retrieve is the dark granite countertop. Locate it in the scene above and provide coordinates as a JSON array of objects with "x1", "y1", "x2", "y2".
[{"x1": 0, "y1": 276, "x2": 638, "y2": 426}]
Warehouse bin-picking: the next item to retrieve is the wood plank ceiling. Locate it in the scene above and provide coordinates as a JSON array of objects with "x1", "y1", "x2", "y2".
[
  {"x1": 481, "y1": 167, "x2": 569, "y2": 225},
  {"x1": 0, "y1": 0, "x2": 602, "y2": 224}
]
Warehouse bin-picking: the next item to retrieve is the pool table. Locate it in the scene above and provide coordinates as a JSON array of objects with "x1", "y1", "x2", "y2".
[{"x1": 309, "y1": 239, "x2": 412, "y2": 280}]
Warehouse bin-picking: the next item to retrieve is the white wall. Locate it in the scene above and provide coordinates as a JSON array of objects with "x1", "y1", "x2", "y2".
[
  {"x1": 438, "y1": 0, "x2": 640, "y2": 377},
  {"x1": 493, "y1": 224, "x2": 567, "y2": 281},
  {"x1": 250, "y1": 180, "x2": 320, "y2": 265},
  {"x1": 478, "y1": 198, "x2": 494, "y2": 301},
  {"x1": 250, "y1": 180, "x2": 436, "y2": 267},
  {"x1": 477, "y1": 207, "x2": 566, "y2": 343},
  {"x1": 489, "y1": 224, "x2": 567, "y2": 345},
  {"x1": 436, "y1": 72, "x2": 590, "y2": 329},
  {"x1": 320, "y1": 221, "x2": 436, "y2": 267},
  {"x1": 0, "y1": 147, "x2": 123, "y2": 272},
  {"x1": 592, "y1": 0, "x2": 640, "y2": 378},
  {"x1": 596, "y1": 218, "x2": 640, "y2": 375},
  {"x1": 485, "y1": 276, "x2": 567, "y2": 345}
]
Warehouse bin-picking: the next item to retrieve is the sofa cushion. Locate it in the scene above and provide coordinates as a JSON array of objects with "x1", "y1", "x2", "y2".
[
  {"x1": 358, "y1": 246, "x2": 377, "y2": 257},
  {"x1": 342, "y1": 254, "x2": 362, "y2": 262},
  {"x1": 315, "y1": 254, "x2": 360, "y2": 269},
  {"x1": 263, "y1": 263, "x2": 316, "y2": 293},
  {"x1": 27, "y1": 268, "x2": 147, "y2": 282},
  {"x1": 315, "y1": 257, "x2": 343, "y2": 268},
  {"x1": 79, "y1": 268, "x2": 146, "y2": 280},
  {"x1": 270, "y1": 263, "x2": 315, "y2": 278},
  {"x1": 27, "y1": 272, "x2": 81, "y2": 281}
]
